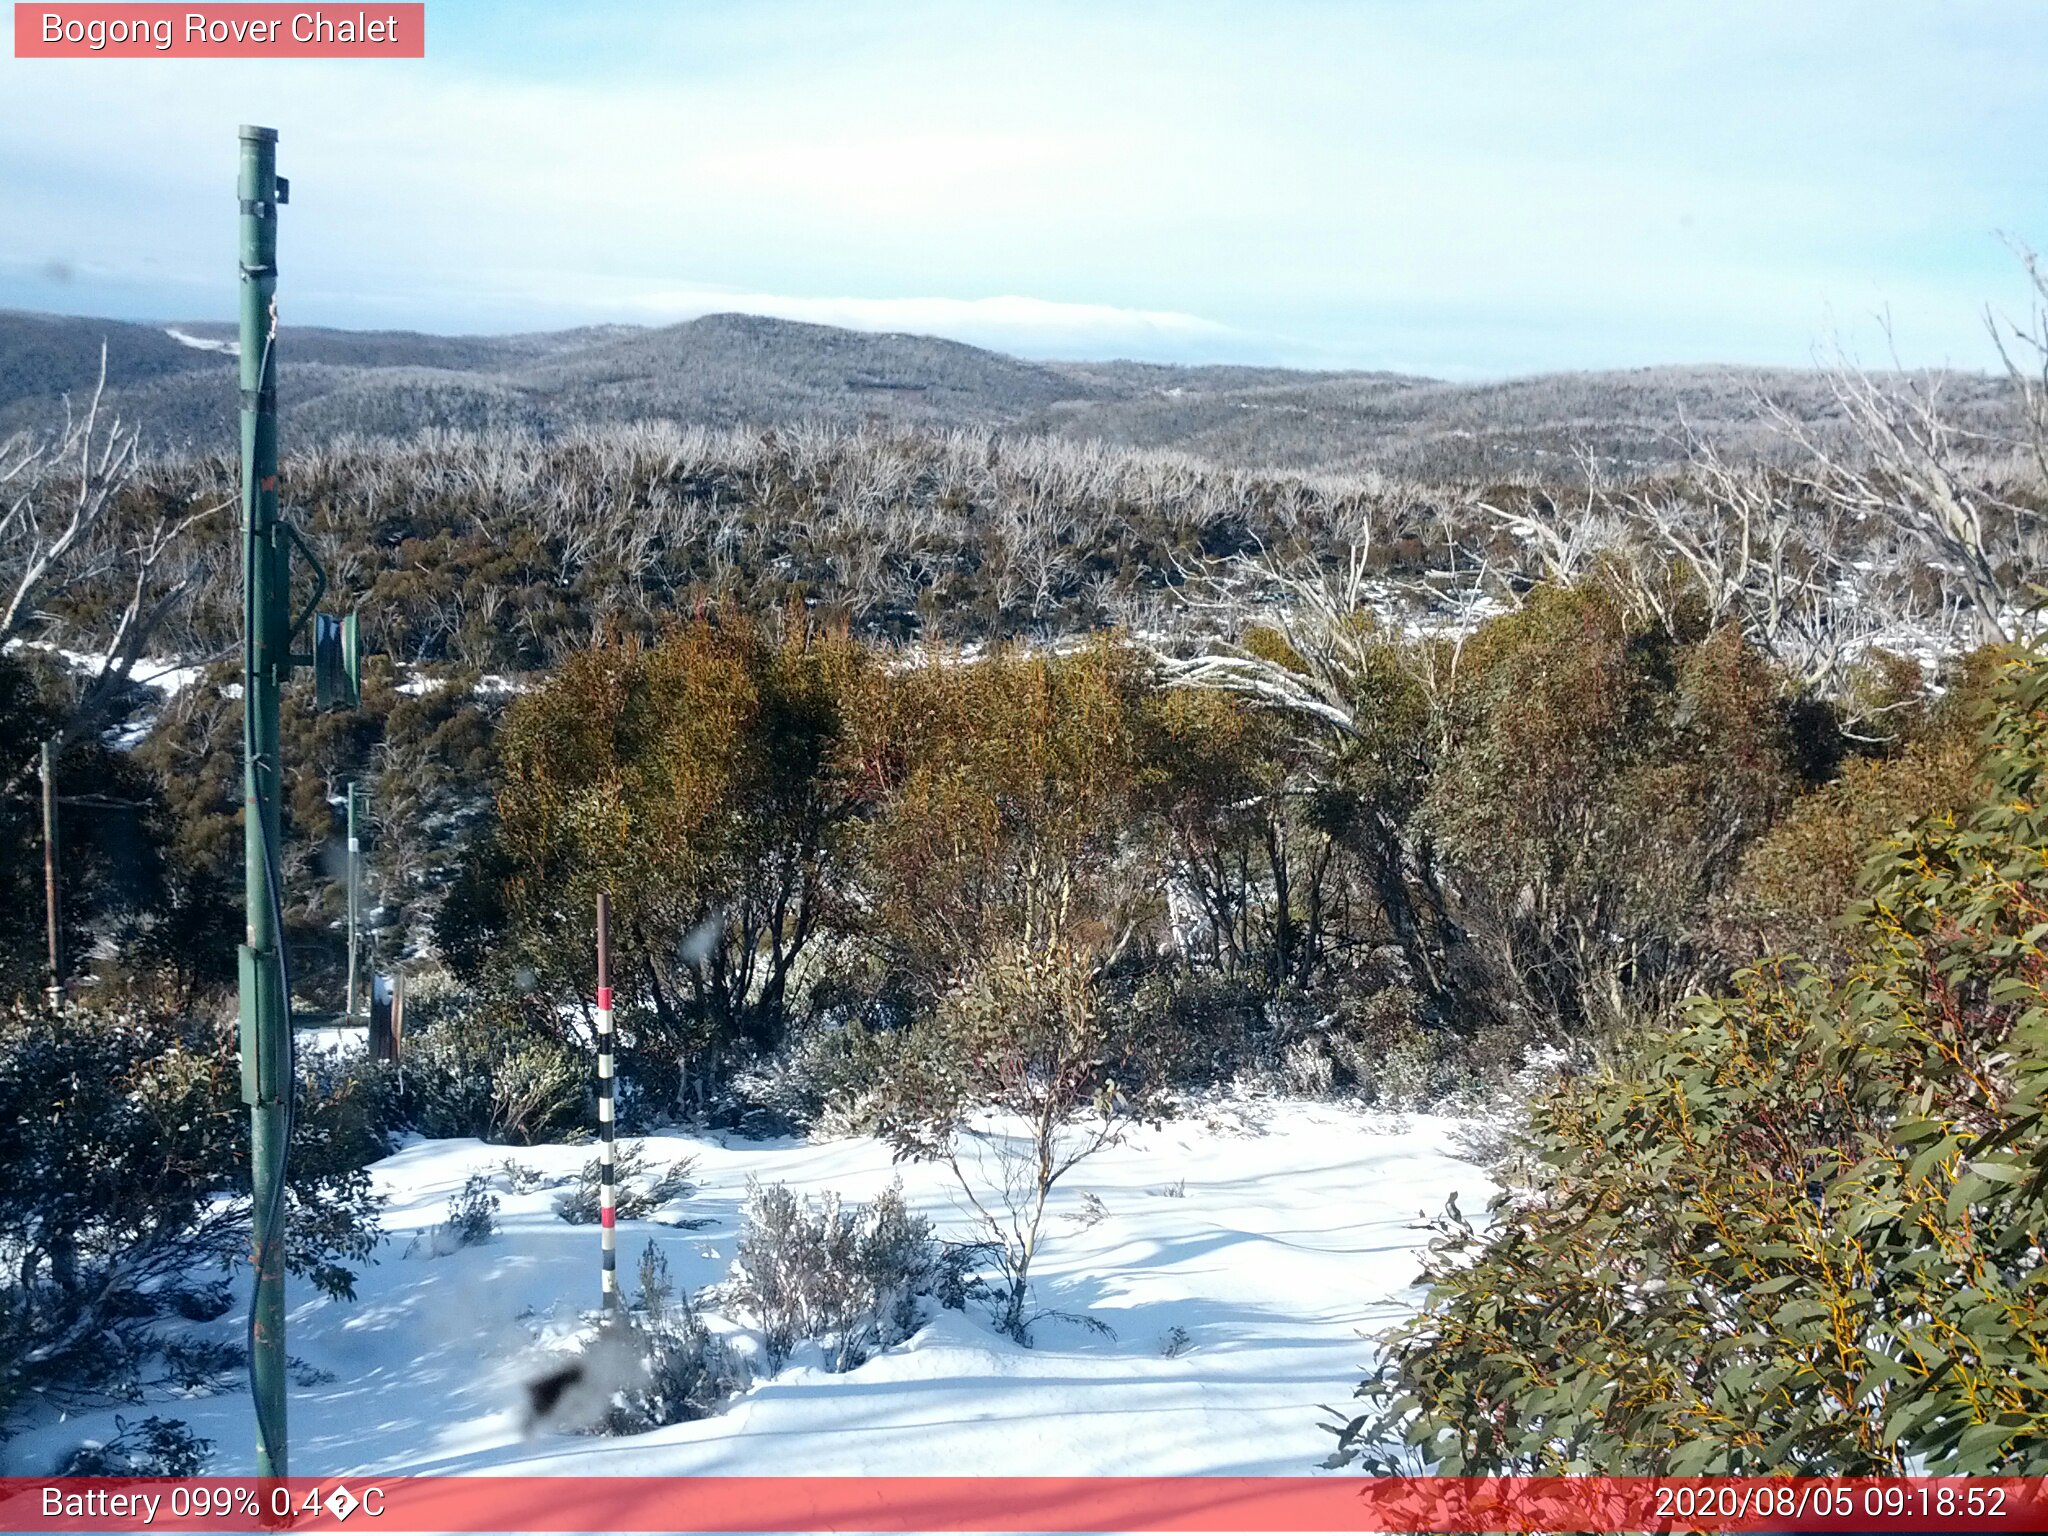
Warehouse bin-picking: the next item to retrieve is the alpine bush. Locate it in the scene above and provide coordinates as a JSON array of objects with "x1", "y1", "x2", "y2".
[
  {"x1": 553, "y1": 1142, "x2": 696, "y2": 1225},
  {"x1": 727, "y1": 1178, "x2": 937, "y2": 1372},
  {"x1": 1333, "y1": 649, "x2": 2048, "y2": 1475},
  {"x1": 0, "y1": 1006, "x2": 382, "y2": 1440},
  {"x1": 398, "y1": 985, "x2": 588, "y2": 1145},
  {"x1": 55, "y1": 1415, "x2": 214, "y2": 1476},
  {"x1": 589, "y1": 1243, "x2": 746, "y2": 1435}
]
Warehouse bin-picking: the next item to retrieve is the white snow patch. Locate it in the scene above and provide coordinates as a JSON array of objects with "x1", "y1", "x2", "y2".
[
  {"x1": 9, "y1": 1100, "x2": 1484, "y2": 1478},
  {"x1": 2, "y1": 640, "x2": 213, "y2": 699},
  {"x1": 165, "y1": 327, "x2": 239, "y2": 356},
  {"x1": 394, "y1": 668, "x2": 531, "y2": 698}
]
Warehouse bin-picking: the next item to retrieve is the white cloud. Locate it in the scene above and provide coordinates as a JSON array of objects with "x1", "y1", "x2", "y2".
[{"x1": 0, "y1": 1, "x2": 2042, "y2": 372}]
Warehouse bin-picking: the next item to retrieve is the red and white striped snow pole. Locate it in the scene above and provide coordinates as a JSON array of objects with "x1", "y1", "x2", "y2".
[{"x1": 595, "y1": 892, "x2": 618, "y2": 1310}]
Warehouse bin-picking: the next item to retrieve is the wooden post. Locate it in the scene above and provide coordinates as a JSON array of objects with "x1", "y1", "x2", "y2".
[
  {"x1": 345, "y1": 783, "x2": 363, "y2": 1023},
  {"x1": 39, "y1": 739, "x2": 62, "y2": 1006}
]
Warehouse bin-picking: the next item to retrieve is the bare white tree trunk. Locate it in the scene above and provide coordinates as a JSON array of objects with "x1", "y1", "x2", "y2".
[{"x1": 0, "y1": 345, "x2": 223, "y2": 777}]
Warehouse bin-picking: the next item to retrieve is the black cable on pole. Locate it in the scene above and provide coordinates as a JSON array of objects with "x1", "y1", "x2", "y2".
[
  {"x1": 243, "y1": 316, "x2": 295, "y2": 1479},
  {"x1": 246, "y1": 747, "x2": 296, "y2": 1476}
]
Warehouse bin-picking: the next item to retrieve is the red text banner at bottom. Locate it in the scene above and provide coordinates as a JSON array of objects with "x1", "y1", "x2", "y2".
[{"x1": 3, "y1": 1476, "x2": 2046, "y2": 1533}]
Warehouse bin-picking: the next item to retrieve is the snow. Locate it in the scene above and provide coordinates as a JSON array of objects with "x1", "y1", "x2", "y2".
[
  {"x1": 298, "y1": 1025, "x2": 367, "y2": 1054},
  {"x1": 164, "y1": 327, "x2": 239, "y2": 356},
  {"x1": 395, "y1": 669, "x2": 530, "y2": 698},
  {"x1": 0, "y1": 642, "x2": 219, "y2": 750},
  {"x1": 7, "y1": 1101, "x2": 1484, "y2": 1479},
  {"x1": 1, "y1": 640, "x2": 212, "y2": 700}
]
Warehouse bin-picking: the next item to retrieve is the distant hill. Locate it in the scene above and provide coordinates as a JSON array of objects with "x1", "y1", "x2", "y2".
[
  {"x1": 0, "y1": 306, "x2": 2018, "y2": 479},
  {"x1": 0, "y1": 311, "x2": 220, "y2": 424}
]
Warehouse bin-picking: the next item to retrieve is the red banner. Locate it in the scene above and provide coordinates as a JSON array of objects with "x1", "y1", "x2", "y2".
[
  {"x1": 13, "y1": 5, "x2": 425, "y2": 58},
  {"x1": 1, "y1": 1476, "x2": 2044, "y2": 1533}
]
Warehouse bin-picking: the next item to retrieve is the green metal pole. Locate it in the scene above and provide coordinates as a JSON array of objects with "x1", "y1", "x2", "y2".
[{"x1": 236, "y1": 123, "x2": 289, "y2": 1482}]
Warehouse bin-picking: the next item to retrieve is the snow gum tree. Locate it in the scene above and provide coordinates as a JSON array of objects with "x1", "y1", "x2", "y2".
[
  {"x1": 484, "y1": 615, "x2": 875, "y2": 1102},
  {"x1": 1423, "y1": 581, "x2": 1799, "y2": 1031},
  {"x1": 860, "y1": 642, "x2": 1169, "y2": 1338}
]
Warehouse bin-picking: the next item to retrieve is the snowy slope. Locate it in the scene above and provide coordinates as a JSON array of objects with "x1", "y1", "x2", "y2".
[{"x1": 10, "y1": 1101, "x2": 1485, "y2": 1478}]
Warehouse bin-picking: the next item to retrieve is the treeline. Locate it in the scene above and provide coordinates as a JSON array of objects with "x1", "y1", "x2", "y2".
[
  {"x1": 56, "y1": 394, "x2": 2038, "y2": 686},
  {"x1": 80, "y1": 424, "x2": 1418, "y2": 667},
  {"x1": 423, "y1": 588, "x2": 1987, "y2": 1129}
]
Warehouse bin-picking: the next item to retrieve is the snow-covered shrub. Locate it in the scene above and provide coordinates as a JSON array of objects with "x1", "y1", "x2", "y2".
[
  {"x1": 440, "y1": 1172, "x2": 500, "y2": 1248},
  {"x1": 495, "y1": 1157, "x2": 550, "y2": 1193},
  {"x1": 398, "y1": 989, "x2": 587, "y2": 1145},
  {"x1": 290, "y1": 1046, "x2": 408, "y2": 1156},
  {"x1": 727, "y1": 1178, "x2": 936, "y2": 1372},
  {"x1": 1279, "y1": 1036, "x2": 1335, "y2": 1097},
  {"x1": 1273, "y1": 981, "x2": 1540, "y2": 1112},
  {"x1": 733, "y1": 1017, "x2": 900, "y2": 1136},
  {"x1": 554, "y1": 1142, "x2": 695, "y2": 1224},
  {"x1": 590, "y1": 1244, "x2": 745, "y2": 1435},
  {"x1": 56, "y1": 1415, "x2": 213, "y2": 1476}
]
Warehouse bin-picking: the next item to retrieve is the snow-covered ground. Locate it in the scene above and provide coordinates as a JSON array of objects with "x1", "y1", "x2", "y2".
[{"x1": 10, "y1": 1101, "x2": 1486, "y2": 1478}]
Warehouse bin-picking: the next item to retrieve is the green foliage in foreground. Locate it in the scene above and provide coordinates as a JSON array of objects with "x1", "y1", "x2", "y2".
[
  {"x1": 0, "y1": 1007, "x2": 385, "y2": 1437},
  {"x1": 1337, "y1": 650, "x2": 2048, "y2": 1475}
]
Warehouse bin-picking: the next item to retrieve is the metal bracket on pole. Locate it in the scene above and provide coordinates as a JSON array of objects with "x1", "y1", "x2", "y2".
[
  {"x1": 314, "y1": 611, "x2": 362, "y2": 710},
  {"x1": 282, "y1": 521, "x2": 327, "y2": 650}
]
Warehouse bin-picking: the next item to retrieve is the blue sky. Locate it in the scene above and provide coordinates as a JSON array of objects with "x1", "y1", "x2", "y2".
[{"x1": 1, "y1": 0, "x2": 2043, "y2": 376}]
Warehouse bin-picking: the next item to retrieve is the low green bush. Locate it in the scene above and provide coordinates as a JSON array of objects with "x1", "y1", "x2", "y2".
[
  {"x1": 0, "y1": 1006, "x2": 382, "y2": 1439},
  {"x1": 397, "y1": 983, "x2": 588, "y2": 1144},
  {"x1": 1333, "y1": 650, "x2": 2048, "y2": 1475}
]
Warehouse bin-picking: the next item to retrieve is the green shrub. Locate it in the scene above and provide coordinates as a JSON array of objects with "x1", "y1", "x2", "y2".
[
  {"x1": 553, "y1": 1142, "x2": 695, "y2": 1224},
  {"x1": 732, "y1": 1016, "x2": 904, "y2": 1135},
  {"x1": 1714, "y1": 737, "x2": 1979, "y2": 967},
  {"x1": 56, "y1": 1415, "x2": 214, "y2": 1476},
  {"x1": 398, "y1": 986, "x2": 588, "y2": 1144},
  {"x1": 1712, "y1": 651, "x2": 2005, "y2": 971},
  {"x1": 0, "y1": 1006, "x2": 381, "y2": 1436},
  {"x1": 1334, "y1": 649, "x2": 2048, "y2": 1475},
  {"x1": 439, "y1": 1172, "x2": 500, "y2": 1249},
  {"x1": 1425, "y1": 584, "x2": 1799, "y2": 1032}
]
